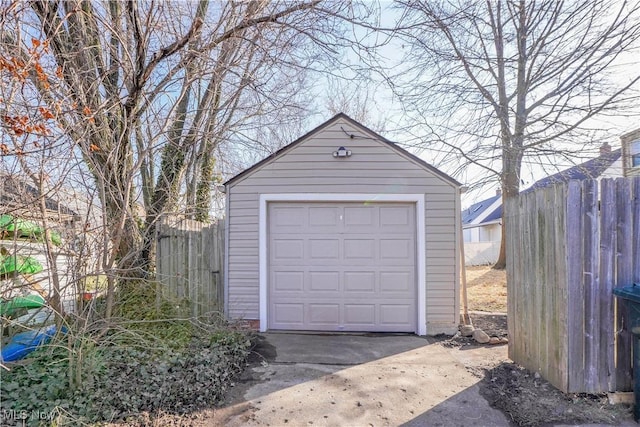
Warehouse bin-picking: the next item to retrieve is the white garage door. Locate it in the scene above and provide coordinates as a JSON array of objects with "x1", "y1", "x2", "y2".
[{"x1": 268, "y1": 202, "x2": 417, "y2": 332}]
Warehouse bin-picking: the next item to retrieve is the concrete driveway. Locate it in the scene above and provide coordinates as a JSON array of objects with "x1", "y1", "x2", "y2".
[{"x1": 213, "y1": 333, "x2": 510, "y2": 426}]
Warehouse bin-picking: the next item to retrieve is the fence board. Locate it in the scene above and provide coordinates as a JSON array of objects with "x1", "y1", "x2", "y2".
[
  {"x1": 633, "y1": 177, "x2": 640, "y2": 284},
  {"x1": 518, "y1": 191, "x2": 529, "y2": 366},
  {"x1": 566, "y1": 181, "x2": 584, "y2": 391},
  {"x1": 598, "y1": 180, "x2": 615, "y2": 392},
  {"x1": 614, "y1": 179, "x2": 633, "y2": 391},
  {"x1": 554, "y1": 183, "x2": 569, "y2": 391},
  {"x1": 543, "y1": 189, "x2": 552, "y2": 373},
  {"x1": 542, "y1": 185, "x2": 564, "y2": 389},
  {"x1": 528, "y1": 190, "x2": 540, "y2": 370},
  {"x1": 583, "y1": 179, "x2": 600, "y2": 393},
  {"x1": 506, "y1": 195, "x2": 518, "y2": 362},
  {"x1": 536, "y1": 187, "x2": 548, "y2": 381},
  {"x1": 515, "y1": 193, "x2": 525, "y2": 365}
]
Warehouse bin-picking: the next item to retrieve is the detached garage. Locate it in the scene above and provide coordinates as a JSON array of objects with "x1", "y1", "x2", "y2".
[{"x1": 223, "y1": 113, "x2": 462, "y2": 335}]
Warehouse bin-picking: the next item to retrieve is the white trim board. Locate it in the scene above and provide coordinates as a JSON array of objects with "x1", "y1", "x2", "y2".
[{"x1": 258, "y1": 193, "x2": 427, "y2": 336}]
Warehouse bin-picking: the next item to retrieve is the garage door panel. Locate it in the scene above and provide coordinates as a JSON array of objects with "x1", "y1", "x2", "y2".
[
  {"x1": 344, "y1": 239, "x2": 376, "y2": 259},
  {"x1": 309, "y1": 207, "x2": 340, "y2": 226},
  {"x1": 380, "y1": 304, "x2": 414, "y2": 326},
  {"x1": 380, "y1": 239, "x2": 412, "y2": 259},
  {"x1": 380, "y1": 206, "x2": 412, "y2": 227},
  {"x1": 380, "y1": 271, "x2": 413, "y2": 292},
  {"x1": 309, "y1": 239, "x2": 340, "y2": 259},
  {"x1": 269, "y1": 202, "x2": 416, "y2": 332},
  {"x1": 308, "y1": 304, "x2": 340, "y2": 324},
  {"x1": 343, "y1": 271, "x2": 376, "y2": 292},
  {"x1": 344, "y1": 206, "x2": 375, "y2": 227},
  {"x1": 272, "y1": 239, "x2": 304, "y2": 261},
  {"x1": 273, "y1": 303, "x2": 304, "y2": 325},
  {"x1": 309, "y1": 271, "x2": 340, "y2": 291},
  {"x1": 272, "y1": 206, "x2": 305, "y2": 228},
  {"x1": 272, "y1": 271, "x2": 304, "y2": 291},
  {"x1": 344, "y1": 304, "x2": 376, "y2": 325}
]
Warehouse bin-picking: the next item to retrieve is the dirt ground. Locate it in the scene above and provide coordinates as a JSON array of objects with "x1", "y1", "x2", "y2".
[
  {"x1": 481, "y1": 362, "x2": 632, "y2": 426},
  {"x1": 452, "y1": 266, "x2": 634, "y2": 426},
  {"x1": 434, "y1": 312, "x2": 633, "y2": 426}
]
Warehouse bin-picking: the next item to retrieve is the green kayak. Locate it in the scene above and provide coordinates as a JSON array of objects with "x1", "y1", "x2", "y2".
[
  {"x1": 0, "y1": 294, "x2": 46, "y2": 316},
  {"x1": 0, "y1": 254, "x2": 43, "y2": 277},
  {"x1": 0, "y1": 214, "x2": 62, "y2": 246}
]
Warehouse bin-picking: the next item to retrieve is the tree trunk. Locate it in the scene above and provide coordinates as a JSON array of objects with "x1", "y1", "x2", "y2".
[
  {"x1": 494, "y1": 143, "x2": 523, "y2": 269},
  {"x1": 494, "y1": 222, "x2": 507, "y2": 270},
  {"x1": 194, "y1": 153, "x2": 215, "y2": 222}
]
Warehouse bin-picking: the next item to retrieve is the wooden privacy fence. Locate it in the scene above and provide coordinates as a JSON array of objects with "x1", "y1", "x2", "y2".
[
  {"x1": 506, "y1": 177, "x2": 640, "y2": 393},
  {"x1": 156, "y1": 217, "x2": 224, "y2": 317}
]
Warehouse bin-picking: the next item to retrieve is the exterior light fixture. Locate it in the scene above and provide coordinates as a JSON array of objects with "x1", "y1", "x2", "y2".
[{"x1": 332, "y1": 146, "x2": 352, "y2": 158}]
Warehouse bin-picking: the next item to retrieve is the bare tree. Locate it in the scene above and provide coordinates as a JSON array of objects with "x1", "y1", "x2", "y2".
[
  {"x1": 1, "y1": 0, "x2": 363, "y2": 317},
  {"x1": 390, "y1": 0, "x2": 640, "y2": 268},
  {"x1": 324, "y1": 78, "x2": 391, "y2": 133}
]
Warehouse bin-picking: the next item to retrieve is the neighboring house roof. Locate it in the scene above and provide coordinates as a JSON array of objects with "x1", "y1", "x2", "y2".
[
  {"x1": 224, "y1": 112, "x2": 461, "y2": 187},
  {"x1": 0, "y1": 174, "x2": 79, "y2": 220},
  {"x1": 464, "y1": 149, "x2": 622, "y2": 225},
  {"x1": 522, "y1": 149, "x2": 621, "y2": 194},
  {"x1": 462, "y1": 194, "x2": 502, "y2": 226}
]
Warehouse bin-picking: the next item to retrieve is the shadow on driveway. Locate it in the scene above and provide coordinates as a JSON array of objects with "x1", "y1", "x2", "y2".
[{"x1": 213, "y1": 333, "x2": 510, "y2": 426}]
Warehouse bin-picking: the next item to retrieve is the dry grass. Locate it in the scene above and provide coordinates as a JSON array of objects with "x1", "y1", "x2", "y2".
[{"x1": 463, "y1": 265, "x2": 507, "y2": 313}]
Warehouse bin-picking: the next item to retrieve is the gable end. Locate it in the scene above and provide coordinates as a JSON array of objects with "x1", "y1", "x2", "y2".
[{"x1": 224, "y1": 113, "x2": 460, "y2": 188}]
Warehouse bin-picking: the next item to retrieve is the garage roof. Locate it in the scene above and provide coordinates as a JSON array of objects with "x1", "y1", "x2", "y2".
[{"x1": 224, "y1": 113, "x2": 461, "y2": 188}]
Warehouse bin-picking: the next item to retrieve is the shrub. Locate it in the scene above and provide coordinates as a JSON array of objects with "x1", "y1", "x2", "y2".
[{"x1": 0, "y1": 283, "x2": 251, "y2": 426}]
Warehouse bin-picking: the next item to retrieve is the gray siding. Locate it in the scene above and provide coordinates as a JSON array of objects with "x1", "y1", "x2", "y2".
[{"x1": 226, "y1": 118, "x2": 459, "y2": 334}]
